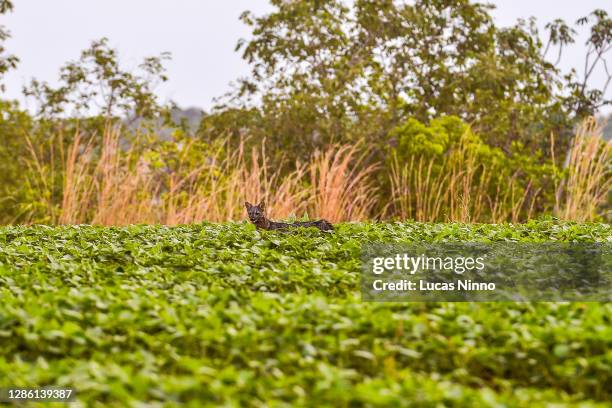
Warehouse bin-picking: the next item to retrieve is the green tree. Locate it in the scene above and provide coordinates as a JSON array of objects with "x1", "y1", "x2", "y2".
[
  {"x1": 0, "y1": 0, "x2": 18, "y2": 91},
  {"x1": 24, "y1": 38, "x2": 171, "y2": 122},
  {"x1": 223, "y1": 0, "x2": 609, "y2": 156}
]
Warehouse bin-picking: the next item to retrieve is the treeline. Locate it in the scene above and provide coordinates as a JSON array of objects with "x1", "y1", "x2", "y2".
[{"x1": 0, "y1": 0, "x2": 610, "y2": 224}]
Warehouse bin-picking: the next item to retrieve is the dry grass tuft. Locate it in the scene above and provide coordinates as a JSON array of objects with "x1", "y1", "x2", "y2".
[
  {"x1": 162, "y1": 139, "x2": 307, "y2": 224},
  {"x1": 309, "y1": 144, "x2": 379, "y2": 222},
  {"x1": 554, "y1": 117, "x2": 611, "y2": 222},
  {"x1": 389, "y1": 129, "x2": 538, "y2": 223},
  {"x1": 91, "y1": 127, "x2": 159, "y2": 225}
]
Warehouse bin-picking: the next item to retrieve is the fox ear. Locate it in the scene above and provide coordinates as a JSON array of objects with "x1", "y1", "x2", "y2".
[
  {"x1": 245, "y1": 201, "x2": 252, "y2": 210},
  {"x1": 258, "y1": 201, "x2": 265, "y2": 211}
]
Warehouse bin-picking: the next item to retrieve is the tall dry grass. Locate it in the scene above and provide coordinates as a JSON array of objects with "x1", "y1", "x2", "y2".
[
  {"x1": 27, "y1": 127, "x2": 161, "y2": 224},
  {"x1": 309, "y1": 144, "x2": 379, "y2": 222},
  {"x1": 91, "y1": 128, "x2": 159, "y2": 225},
  {"x1": 25, "y1": 126, "x2": 377, "y2": 225},
  {"x1": 23, "y1": 117, "x2": 608, "y2": 225},
  {"x1": 60, "y1": 131, "x2": 95, "y2": 224},
  {"x1": 161, "y1": 139, "x2": 308, "y2": 224},
  {"x1": 554, "y1": 117, "x2": 611, "y2": 222},
  {"x1": 389, "y1": 130, "x2": 538, "y2": 223}
]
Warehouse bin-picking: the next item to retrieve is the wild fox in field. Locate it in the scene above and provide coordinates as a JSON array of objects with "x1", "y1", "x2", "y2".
[{"x1": 245, "y1": 201, "x2": 334, "y2": 232}]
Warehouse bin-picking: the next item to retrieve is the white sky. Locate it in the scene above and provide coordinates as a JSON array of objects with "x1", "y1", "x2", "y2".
[{"x1": 1, "y1": 0, "x2": 610, "y2": 113}]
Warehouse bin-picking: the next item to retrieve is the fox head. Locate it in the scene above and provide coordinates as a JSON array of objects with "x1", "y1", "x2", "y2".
[{"x1": 245, "y1": 201, "x2": 266, "y2": 223}]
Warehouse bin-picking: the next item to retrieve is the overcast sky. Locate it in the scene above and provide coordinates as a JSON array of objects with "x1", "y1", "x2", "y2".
[{"x1": 2, "y1": 1, "x2": 611, "y2": 113}]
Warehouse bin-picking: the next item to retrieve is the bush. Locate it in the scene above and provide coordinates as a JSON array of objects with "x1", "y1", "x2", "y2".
[{"x1": 387, "y1": 116, "x2": 558, "y2": 222}]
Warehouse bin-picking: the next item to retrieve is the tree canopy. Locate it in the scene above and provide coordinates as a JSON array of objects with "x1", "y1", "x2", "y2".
[{"x1": 219, "y1": 0, "x2": 611, "y2": 155}]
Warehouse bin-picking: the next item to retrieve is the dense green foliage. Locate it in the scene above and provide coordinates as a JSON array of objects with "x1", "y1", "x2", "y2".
[
  {"x1": 223, "y1": 0, "x2": 611, "y2": 156},
  {"x1": 0, "y1": 221, "x2": 610, "y2": 406}
]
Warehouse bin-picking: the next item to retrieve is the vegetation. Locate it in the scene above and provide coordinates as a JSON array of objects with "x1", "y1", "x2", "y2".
[
  {"x1": 7, "y1": 116, "x2": 607, "y2": 225},
  {"x1": 0, "y1": 221, "x2": 610, "y2": 406},
  {"x1": 0, "y1": 2, "x2": 610, "y2": 406},
  {"x1": 229, "y1": 0, "x2": 612, "y2": 152},
  {"x1": 0, "y1": 0, "x2": 610, "y2": 225}
]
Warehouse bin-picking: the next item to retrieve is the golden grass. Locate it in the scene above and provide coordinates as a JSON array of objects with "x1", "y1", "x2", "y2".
[
  {"x1": 168, "y1": 141, "x2": 378, "y2": 224},
  {"x1": 36, "y1": 126, "x2": 160, "y2": 225},
  {"x1": 554, "y1": 117, "x2": 611, "y2": 222},
  {"x1": 22, "y1": 117, "x2": 608, "y2": 225},
  {"x1": 309, "y1": 144, "x2": 379, "y2": 222},
  {"x1": 389, "y1": 129, "x2": 539, "y2": 223},
  {"x1": 25, "y1": 127, "x2": 377, "y2": 225},
  {"x1": 60, "y1": 131, "x2": 95, "y2": 224},
  {"x1": 161, "y1": 139, "x2": 307, "y2": 224},
  {"x1": 390, "y1": 154, "x2": 446, "y2": 222},
  {"x1": 92, "y1": 127, "x2": 159, "y2": 224}
]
